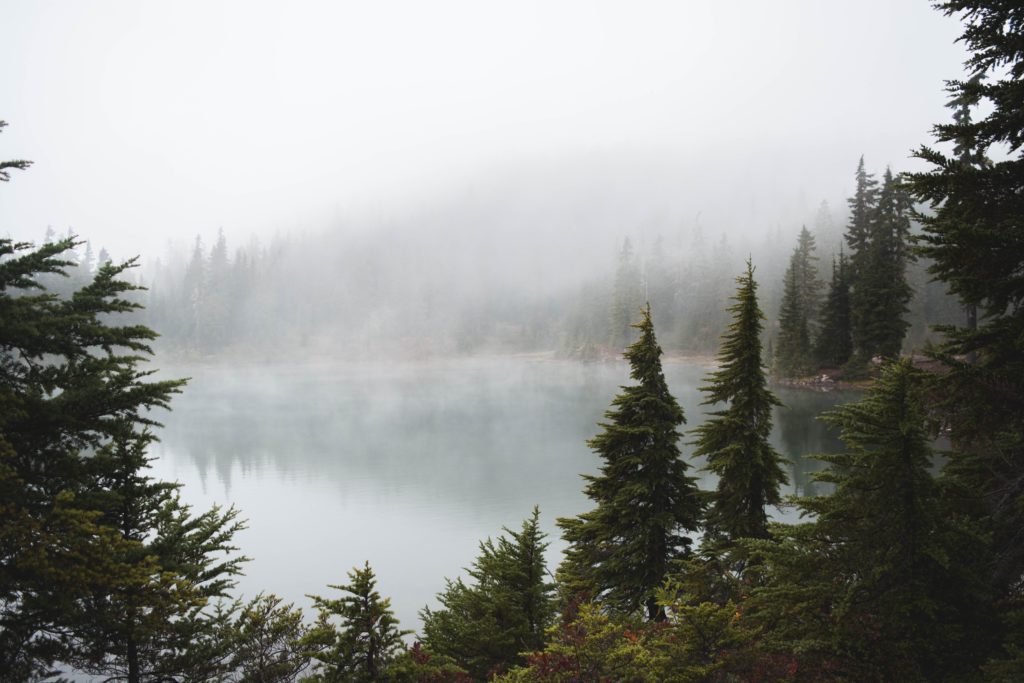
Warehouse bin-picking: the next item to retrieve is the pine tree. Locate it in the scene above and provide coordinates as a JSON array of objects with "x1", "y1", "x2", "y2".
[
  {"x1": 0, "y1": 236, "x2": 249, "y2": 681},
  {"x1": 558, "y1": 305, "x2": 703, "y2": 620},
  {"x1": 774, "y1": 227, "x2": 821, "y2": 377},
  {"x1": 421, "y1": 508, "x2": 556, "y2": 680},
  {"x1": 851, "y1": 168, "x2": 913, "y2": 361},
  {"x1": 814, "y1": 252, "x2": 853, "y2": 368},
  {"x1": 229, "y1": 594, "x2": 313, "y2": 682},
  {"x1": 775, "y1": 263, "x2": 809, "y2": 377},
  {"x1": 691, "y1": 261, "x2": 787, "y2": 542},
  {"x1": 844, "y1": 156, "x2": 879, "y2": 270},
  {"x1": 746, "y1": 360, "x2": 993, "y2": 680},
  {"x1": 905, "y1": 2, "x2": 1024, "y2": 674},
  {"x1": 306, "y1": 562, "x2": 410, "y2": 682}
]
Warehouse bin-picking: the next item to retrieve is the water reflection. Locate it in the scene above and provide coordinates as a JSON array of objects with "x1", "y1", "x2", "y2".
[{"x1": 150, "y1": 358, "x2": 854, "y2": 630}]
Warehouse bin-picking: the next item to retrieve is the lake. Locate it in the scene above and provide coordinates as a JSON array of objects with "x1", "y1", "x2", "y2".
[{"x1": 149, "y1": 356, "x2": 853, "y2": 633}]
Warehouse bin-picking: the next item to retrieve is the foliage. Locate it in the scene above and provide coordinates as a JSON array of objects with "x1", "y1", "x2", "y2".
[
  {"x1": 850, "y1": 168, "x2": 914, "y2": 362},
  {"x1": 774, "y1": 227, "x2": 822, "y2": 377},
  {"x1": 228, "y1": 593, "x2": 313, "y2": 683},
  {"x1": 495, "y1": 590, "x2": 754, "y2": 683},
  {"x1": 813, "y1": 252, "x2": 853, "y2": 368},
  {"x1": 0, "y1": 227, "x2": 249, "y2": 680},
  {"x1": 691, "y1": 261, "x2": 786, "y2": 542},
  {"x1": 421, "y1": 507, "x2": 556, "y2": 680},
  {"x1": 558, "y1": 305, "x2": 703, "y2": 620},
  {"x1": 744, "y1": 360, "x2": 993, "y2": 680},
  {"x1": 386, "y1": 641, "x2": 472, "y2": 683},
  {"x1": 305, "y1": 562, "x2": 410, "y2": 682},
  {"x1": 494, "y1": 603, "x2": 657, "y2": 683},
  {"x1": 903, "y1": 0, "x2": 1024, "y2": 672},
  {"x1": 0, "y1": 120, "x2": 32, "y2": 181}
]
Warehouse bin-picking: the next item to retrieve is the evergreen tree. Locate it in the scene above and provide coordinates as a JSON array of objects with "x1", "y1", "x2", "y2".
[
  {"x1": 609, "y1": 238, "x2": 643, "y2": 350},
  {"x1": 746, "y1": 360, "x2": 993, "y2": 680},
  {"x1": 0, "y1": 237, "x2": 252, "y2": 681},
  {"x1": 306, "y1": 562, "x2": 409, "y2": 682},
  {"x1": 774, "y1": 227, "x2": 821, "y2": 376},
  {"x1": 814, "y1": 252, "x2": 854, "y2": 368},
  {"x1": 691, "y1": 261, "x2": 787, "y2": 541},
  {"x1": 230, "y1": 593, "x2": 313, "y2": 682},
  {"x1": 0, "y1": 238, "x2": 179, "y2": 677},
  {"x1": 67, "y1": 436, "x2": 247, "y2": 683},
  {"x1": 558, "y1": 305, "x2": 703, "y2": 620},
  {"x1": 775, "y1": 263, "x2": 810, "y2": 377},
  {"x1": 905, "y1": 1, "x2": 1024, "y2": 674},
  {"x1": 844, "y1": 155, "x2": 879, "y2": 276},
  {"x1": 851, "y1": 168, "x2": 913, "y2": 361},
  {"x1": 421, "y1": 508, "x2": 556, "y2": 680}
]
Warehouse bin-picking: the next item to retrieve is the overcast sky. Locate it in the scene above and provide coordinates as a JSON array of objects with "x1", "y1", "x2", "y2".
[{"x1": 0, "y1": 1, "x2": 967, "y2": 260}]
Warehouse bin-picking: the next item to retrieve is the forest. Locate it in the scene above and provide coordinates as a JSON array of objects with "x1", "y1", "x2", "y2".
[{"x1": 2, "y1": 1, "x2": 1024, "y2": 681}]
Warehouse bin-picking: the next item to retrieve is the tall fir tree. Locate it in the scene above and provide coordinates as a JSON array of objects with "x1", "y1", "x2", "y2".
[
  {"x1": 814, "y1": 252, "x2": 854, "y2": 368},
  {"x1": 774, "y1": 227, "x2": 822, "y2": 376},
  {"x1": 558, "y1": 304, "x2": 703, "y2": 620},
  {"x1": 844, "y1": 156, "x2": 879, "y2": 273},
  {"x1": 851, "y1": 168, "x2": 914, "y2": 361},
  {"x1": 775, "y1": 263, "x2": 810, "y2": 377},
  {"x1": 691, "y1": 261, "x2": 787, "y2": 542},
  {"x1": 905, "y1": 2, "x2": 1024, "y2": 675}
]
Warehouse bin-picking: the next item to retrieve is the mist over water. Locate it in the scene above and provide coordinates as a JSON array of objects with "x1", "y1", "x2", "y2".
[{"x1": 150, "y1": 357, "x2": 849, "y2": 631}]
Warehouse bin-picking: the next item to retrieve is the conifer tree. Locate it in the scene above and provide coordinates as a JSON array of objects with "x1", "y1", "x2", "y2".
[
  {"x1": 0, "y1": 237, "x2": 250, "y2": 681},
  {"x1": 774, "y1": 228, "x2": 821, "y2": 377},
  {"x1": 844, "y1": 156, "x2": 879, "y2": 273},
  {"x1": 851, "y1": 168, "x2": 913, "y2": 361},
  {"x1": 229, "y1": 594, "x2": 313, "y2": 682},
  {"x1": 558, "y1": 305, "x2": 703, "y2": 620},
  {"x1": 306, "y1": 562, "x2": 409, "y2": 682},
  {"x1": 421, "y1": 508, "x2": 556, "y2": 680},
  {"x1": 746, "y1": 360, "x2": 992, "y2": 680},
  {"x1": 905, "y1": 2, "x2": 1024, "y2": 673},
  {"x1": 691, "y1": 261, "x2": 787, "y2": 541},
  {"x1": 814, "y1": 252, "x2": 853, "y2": 368},
  {"x1": 775, "y1": 264, "x2": 809, "y2": 377}
]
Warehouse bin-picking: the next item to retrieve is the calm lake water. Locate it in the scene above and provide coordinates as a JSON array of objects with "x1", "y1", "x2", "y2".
[{"x1": 149, "y1": 357, "x2": 852, "y2": 632}]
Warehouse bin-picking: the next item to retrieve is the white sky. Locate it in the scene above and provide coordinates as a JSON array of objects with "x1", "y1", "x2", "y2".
[{"x1": 0, "y1": 0, "x2": 967, "y2": 259}]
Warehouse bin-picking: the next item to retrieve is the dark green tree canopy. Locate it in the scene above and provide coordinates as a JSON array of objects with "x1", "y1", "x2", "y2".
[
  {"x1": 746, "y1": 360, "x2": 994, "y2": 681},
  {"x1": 421, "y1": 507, "x2": 555, "y2": 681},
  {"x1": 775, "y1": 227, "x2": 822, "y2": 377},
  {"x1": 691, "y1": 261, "x2": 787, "y2": 542},
  {"x1": 558, "y1": 304, "x2": 703, "y2": 620},
  {"x1": 904, "y1": 7, "x2": 1024, "y2": 675},
  {"x1": 0, "y1": 233, "x2": 245, "y2": 680},
  {"x1": 814, "y1": 251, "x2": 853, "y2": 368},
  {"x1": 306, "y1": 562, "x2": 410, "y2": 682}
]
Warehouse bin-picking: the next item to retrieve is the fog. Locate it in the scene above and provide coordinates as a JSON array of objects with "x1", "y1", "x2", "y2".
[
  {"x1": 148, "y1": 357, "x2": 849, "y2": 630},
  {"x1": 1, "y1": 0, "x2": 966, "y2": 268}
]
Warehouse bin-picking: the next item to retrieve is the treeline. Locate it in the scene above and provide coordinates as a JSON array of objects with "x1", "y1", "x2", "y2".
[
  {"x1": 126, "y1": 187, "x2": 956, "y2": 362},
  {"x1": 3, "y1": 1, "x2": 1024, "y2": 681},
  {"x1": 771, "y1": 161, "x2": 963, "y2": 379}
]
